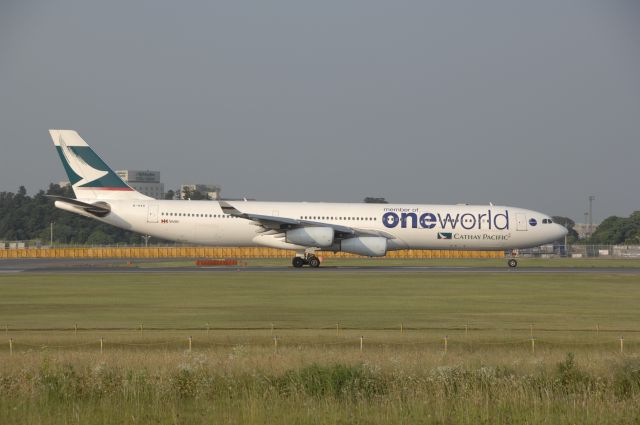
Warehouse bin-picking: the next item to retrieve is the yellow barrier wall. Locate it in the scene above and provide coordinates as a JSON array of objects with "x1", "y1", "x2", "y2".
[{"x1": 0, "y1": 247, "x2": 504, "y2": 259}]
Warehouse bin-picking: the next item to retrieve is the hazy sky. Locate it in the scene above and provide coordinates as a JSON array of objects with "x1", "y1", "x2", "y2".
[{"x1": 1, "y1": 0, "x2": 639, "y2": 223}]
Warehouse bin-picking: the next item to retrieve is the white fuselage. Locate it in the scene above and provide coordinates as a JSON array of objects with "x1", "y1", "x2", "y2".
[{"x1": 59, "y1": 199, "x2": 567, "y2": 251}]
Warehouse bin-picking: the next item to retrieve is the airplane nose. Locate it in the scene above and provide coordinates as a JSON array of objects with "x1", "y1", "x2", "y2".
[{"x1": 555, "y1": 224, "x2": 568, "y2": 239}]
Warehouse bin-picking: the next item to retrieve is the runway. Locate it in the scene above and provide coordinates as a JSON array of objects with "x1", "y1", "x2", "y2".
[{"x1": 1, "y1": 258, "x2": 640, "y2": 274}]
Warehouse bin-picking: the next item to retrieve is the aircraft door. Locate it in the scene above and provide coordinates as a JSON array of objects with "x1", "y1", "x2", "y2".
[
  {"x1": 516, "y1": 213, "x2": 528, "y2": 231},
  {"x1": 147, "y1": 203, "x2": 159, "y2": 223}
]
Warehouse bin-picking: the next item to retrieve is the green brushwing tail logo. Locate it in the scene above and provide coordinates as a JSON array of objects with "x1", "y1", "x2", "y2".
[{"x1": 55, "y1": 136, "x2": 130, "y2": 189}]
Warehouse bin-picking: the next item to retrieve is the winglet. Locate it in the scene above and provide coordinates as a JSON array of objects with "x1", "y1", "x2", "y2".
[{"x1": 219, "y1": 200, "x2": 244, "y2": 217}]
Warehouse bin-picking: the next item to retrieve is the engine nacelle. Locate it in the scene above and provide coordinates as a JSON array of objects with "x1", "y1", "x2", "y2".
[
  {"x1": 339, "y1": 237, "x2": 387, "y2": 257},
  {"x1": 286, "y1": 227, "x2": 334, "y2": 247}
]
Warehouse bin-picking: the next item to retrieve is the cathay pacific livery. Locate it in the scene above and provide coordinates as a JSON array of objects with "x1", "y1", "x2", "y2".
[{"x1": 49, "y1": 130, "x2": 567, "y2": 268}]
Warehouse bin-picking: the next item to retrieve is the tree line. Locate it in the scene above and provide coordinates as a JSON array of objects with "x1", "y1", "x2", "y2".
[
  {"x1": 0, "y1": 185, "x2": 143, "y2": 245},
  {"x1": 0, "y1": 186, "x2": 638, "y2": 245}
]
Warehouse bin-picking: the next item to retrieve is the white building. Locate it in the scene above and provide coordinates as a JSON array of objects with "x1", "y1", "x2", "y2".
[
  {"x1": 574, "y1": 223, "x2": 598, "y2": 239},
  {"x1": 180, "y1": 184, "x2": 221, "y2": 200},
  {"x1": 116, "y1": 170, "x2": 165, "y2": 199}
]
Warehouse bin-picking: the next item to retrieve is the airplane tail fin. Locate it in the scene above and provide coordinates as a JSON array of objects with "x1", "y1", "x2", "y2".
[{"x1": 49, "y1": 129, "x2": 152, "y2": 200}]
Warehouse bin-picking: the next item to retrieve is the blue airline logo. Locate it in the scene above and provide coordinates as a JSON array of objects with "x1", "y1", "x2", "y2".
[{"x1": 382, "y1": 209, "x2": 510, "y2": 230}]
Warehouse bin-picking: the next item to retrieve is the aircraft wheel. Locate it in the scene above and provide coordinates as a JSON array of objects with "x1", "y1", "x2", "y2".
[
  {"x1": 308, "y1": 256, "x2": 321, "y2": 268},
  {"x1": 292, "y1": 257, "x2": 306, "y2": 268},
  {"x1": 508, "y1": 259, "x2": 518, "y2": 268}
]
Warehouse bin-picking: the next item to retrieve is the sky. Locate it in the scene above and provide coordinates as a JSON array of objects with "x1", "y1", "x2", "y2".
[{"x1": 1, "y1": 0, "x2": 639, "y2": 223}]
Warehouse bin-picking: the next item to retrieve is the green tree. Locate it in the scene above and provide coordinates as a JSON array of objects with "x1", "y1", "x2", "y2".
[
  {"x1": 189, "y1": 189, "x2": 210, "y2": 200},
  {"x1": 86, "y1": 229, "x2": 115, "y2": 245},
  {"x1": 586, "y1": 211, "x2": 640, "y2": 245},
  {"x1": 552, "y1": 216, "x2": 579, "y2": 243},
  {"x1": 0, "y1": 184, "x2": 168, "y2": 245}
]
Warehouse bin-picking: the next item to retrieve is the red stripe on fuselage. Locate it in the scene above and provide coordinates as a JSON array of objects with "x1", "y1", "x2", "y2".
[{"x1": 76, "y1": 187, "x2": 135, "y2": 191}]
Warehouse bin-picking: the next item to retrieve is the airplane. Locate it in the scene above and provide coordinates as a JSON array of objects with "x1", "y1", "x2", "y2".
[{"x1": 48, "y1": 129, "x2": 567, "y2": 268}]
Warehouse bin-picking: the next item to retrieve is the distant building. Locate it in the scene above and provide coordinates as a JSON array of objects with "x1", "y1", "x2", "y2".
[
  {"x1": 180, "y1": 184, "x2": 221, "y2": 200},
  {"x1": 116, "y1": 170, "x2": 165, "y2": 199},
  {"x1": 574, "y1": 223, "x2": 598, "y2": 239}
]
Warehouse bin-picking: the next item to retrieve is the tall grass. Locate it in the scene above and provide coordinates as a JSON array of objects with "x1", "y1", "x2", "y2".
[{"x1": 2, "y1": 345, "x2": 640, "y2": 424}]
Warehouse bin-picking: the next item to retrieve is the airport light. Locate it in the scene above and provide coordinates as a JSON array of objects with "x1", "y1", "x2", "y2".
[
  {"x1": 588, "y1": 195, "x2": 595, "y2": 236},
  {"x1": 584, "y1": 212, "x2": 588, "y2": 237}
]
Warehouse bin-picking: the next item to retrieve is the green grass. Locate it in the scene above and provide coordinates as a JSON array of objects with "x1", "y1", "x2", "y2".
[
  {"x1": 132, "y1": 257, "x2": 640, "y2": 268},
  {"x1": 2, "y1": 270, "x2": 640, "y2": 424},
  {"x1": 1, "y1": 271, "x2": 639, "y2": 330}
]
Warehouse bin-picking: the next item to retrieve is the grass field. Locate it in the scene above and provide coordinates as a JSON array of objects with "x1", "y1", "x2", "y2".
[
  {"x1": 1, "y1": 267, "x2": 640, "y2": 424},
  {"x1": 134, "y1": 257, "x2": 640, "y2": 268},
  {"x1": 1, "y1": 270, "x2": 640, "y2": 330}
]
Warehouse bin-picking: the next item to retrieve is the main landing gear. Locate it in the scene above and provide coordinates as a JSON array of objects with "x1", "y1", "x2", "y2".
[
  {"x1": 507, "y1": 249, "x2": 519, "y2": 268},
  {"x1": 292, "y1": 253, "x2": 321, "y2": 268}
]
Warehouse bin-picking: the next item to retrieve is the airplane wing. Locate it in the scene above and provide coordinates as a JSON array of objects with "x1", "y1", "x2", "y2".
[{"x1": 219, "y1": 201, "x2": 395, "y2": 239}]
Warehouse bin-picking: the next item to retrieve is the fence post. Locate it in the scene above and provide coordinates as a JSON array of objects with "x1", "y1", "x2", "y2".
[
  {"x1": 465, "y1": 324, "x2": 468, "y2": 337},
  {"x1": 444, "y1": 336, "x2": 448, "y2": 354},
  {"x1": 100, "y1": 337, "x2": 103, "y2": 353},
  {"x1": 140, "y1": 323, "x2": 144, "y2": 333},
  {"x1": 531, "y1": 338, "x2": 535, "y2": 354},
  {"x1": 74, "y1": 323, "x2": 78, "y2": 335},
  {"x1": 9, "y1": 338, "x2": 13, "y2": 356},
  {"x1": 620, "y1": 336, "x2": 624, "y2": 354},
  {"x1": 188, "y1": 336, "x2": 192, "y2": 352},
  {"x1": 273, "y1": 336, "x2": 278, "y2": 353},
  {"x1": 5, "y1": 324, "x2": 7, "y2": 335},
  {"x1": 336, "y1": 323, "x2": 339, "y2": 336},
  {"x1": 596, "y1": 323, "x2": 599, "y2": 336},
  {"x1": 270, "y1": 323, "x2": 274, "y2": 335},
  {"x1": 400, "y1": 322, "x2": 404, "y2": 335},
  {"x1": 360, "y1": 336, "x2": 364, "y2": 353}
]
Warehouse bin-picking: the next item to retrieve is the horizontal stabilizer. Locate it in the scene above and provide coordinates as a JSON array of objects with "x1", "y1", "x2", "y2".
[{"x1": 47, "y1": 195, "x2": 111, "y2": 217}]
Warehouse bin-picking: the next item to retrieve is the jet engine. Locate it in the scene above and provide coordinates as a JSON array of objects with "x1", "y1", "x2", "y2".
[
  {"x1": 286, "y1": 227, "x2": 334, "y2": 247},
  {"x1": 339, "y1": 237, "x2": 387, "y2": 257}
]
